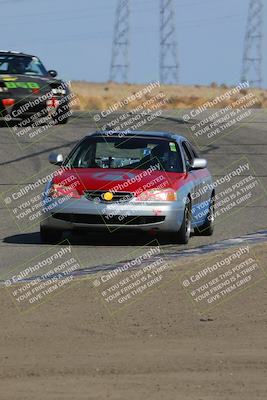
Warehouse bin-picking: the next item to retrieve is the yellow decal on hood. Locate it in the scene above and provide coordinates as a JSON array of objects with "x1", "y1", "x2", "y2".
[{"x1": 2, "y1": 76, "x2": 18, "y2": 81}]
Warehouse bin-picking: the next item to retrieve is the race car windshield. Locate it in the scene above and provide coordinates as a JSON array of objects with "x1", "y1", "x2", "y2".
[
  {"x1": 65, "y1": 136, "x2": 184, "y2": 173},
  {"x1": 0, "y1": 55, "x2": 48, "y2": 76}
]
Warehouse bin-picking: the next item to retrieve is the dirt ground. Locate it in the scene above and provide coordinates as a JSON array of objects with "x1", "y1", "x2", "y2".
[{"x1": 0, "y1": 243, "x2": 266, "y2": 400}]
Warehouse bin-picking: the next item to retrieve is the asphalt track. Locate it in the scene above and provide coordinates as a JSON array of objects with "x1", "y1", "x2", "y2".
[{"x1": 0, "y1": 110, "x2": 266, "y2": 276}]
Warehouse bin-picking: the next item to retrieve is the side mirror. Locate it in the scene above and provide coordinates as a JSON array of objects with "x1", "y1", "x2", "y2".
[
  {"x1": 190, "y1": 158, "x2": 207, "y2": 170},
  {"x1": 49, "y1": 152, "x2": 63, "y2": 166},
  {"x1": 48, "y1": 70, "x2": 58, "y2": 78}
]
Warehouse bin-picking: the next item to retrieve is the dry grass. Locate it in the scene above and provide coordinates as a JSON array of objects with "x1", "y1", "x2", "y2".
[{"x1": 70, "y1": 81, "x2": 267, "y2": 111}]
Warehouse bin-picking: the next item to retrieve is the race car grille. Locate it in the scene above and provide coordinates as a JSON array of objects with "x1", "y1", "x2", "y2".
[
  {"x1": 84, "y1": 190, "x2": 134, "y2": 203},
  {"x1": 52, "y1": 213, "x2": 165, "y2": 225}
]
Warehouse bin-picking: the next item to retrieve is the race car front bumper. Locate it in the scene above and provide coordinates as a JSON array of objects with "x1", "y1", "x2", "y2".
[{"x1": 41, "y1": 196, "x2": 186, "y2": 234}]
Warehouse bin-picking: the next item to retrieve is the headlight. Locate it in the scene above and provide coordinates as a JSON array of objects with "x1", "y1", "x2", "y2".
[
  {"x1": 47, "y1": 184, "x2": 80, "y2": 199},
  {"x1": 135, "y1": 188, "x2": 177, "y2": 202}
]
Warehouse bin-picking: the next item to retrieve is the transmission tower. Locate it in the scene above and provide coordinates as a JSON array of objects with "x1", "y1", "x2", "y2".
[
  {"x1": 109, "y1": 0, "x2": 130, "y2": 82},
  {"x1": 160, "y1": 0, "x2": 179, "y2": 84},
  {"x1": 241, "y1": 0, "x2": 263, "y2": 87}
]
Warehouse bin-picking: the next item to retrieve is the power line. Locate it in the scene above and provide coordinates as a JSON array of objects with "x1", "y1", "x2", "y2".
[
  {"x1": 160, "y1": 0, "x2": 179, "y2": 84},
  {"x1": 241, "y1": 0, "x2": 263, "y2": 88},
  {"x1": 109, "y1": 0, "x2": 130, "y2": 82}
]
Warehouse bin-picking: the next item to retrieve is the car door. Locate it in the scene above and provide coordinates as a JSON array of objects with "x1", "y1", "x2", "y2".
[
  {"x1": 181, "y1": 141, "x2": 204, "y2": 225},
  {"x1": 187, "y1": 141, "x2": 213, "y2": 225}
]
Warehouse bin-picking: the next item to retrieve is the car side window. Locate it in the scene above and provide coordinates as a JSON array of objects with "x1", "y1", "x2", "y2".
[
  {"x1": 181, "y1": 141, "x2": 194, "y2": 169},
  {"x1": 0, "y1": 61, "x2": 8, "y2": 72},
  {"x1": 186, "y1": 141, "x2": 199, "y2": 158}
]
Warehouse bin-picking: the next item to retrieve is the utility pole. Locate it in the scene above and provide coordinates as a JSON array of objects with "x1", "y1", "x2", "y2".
[
  {"x1": 109, "y1": 0, "x2": 130, "y2": 82},
  {"x1": 160, "y1": 0, "x2": 179, "y2": 85},
  {"x1": 241, "y1": 0, "x2": 263, "y2": 87}
]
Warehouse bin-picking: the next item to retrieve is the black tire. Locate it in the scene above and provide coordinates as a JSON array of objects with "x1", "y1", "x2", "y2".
[
  {"x1": 40, "y1": 226, "x2": 62, "y2": 244},
  {"x1": 52, "y1": 115, "x2": 69, "y2": 125},
  {"x1": 56, "y1": 116, "x2": 69, "y2": 125},
  {"x1": 52, "y1": 106, "x2": 69, "y2": 125},
  {"x1": 176, "y1": 199, "x2": 192, "y2": 244},
  {"x1": 195, "y1": 195, "x2": 215, "y2": 236}
]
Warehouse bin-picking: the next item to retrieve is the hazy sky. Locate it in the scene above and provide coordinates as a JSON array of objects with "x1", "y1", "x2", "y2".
[{"x1": 1, "y1": 0, "x2": 266, "y2": 86}]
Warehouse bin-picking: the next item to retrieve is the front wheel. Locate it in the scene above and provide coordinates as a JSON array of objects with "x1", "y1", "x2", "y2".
[
  {"x1": 175, "y1": 200, "x2": 192, "y2": 244},
  {"x1": 40, "y1": 226, "x2": 63, "y2": 244},
  {"x1": 52, "y1": 114, "x2": 69, "y2": 125},
  {"x1": 56, "y1": 116, "x2": 69, "y2": 125},
  {"x1": 52, "y1": 106, "x2": 70, "y2": 125}
]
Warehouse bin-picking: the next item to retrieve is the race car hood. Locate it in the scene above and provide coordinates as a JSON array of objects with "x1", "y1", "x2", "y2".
[
  {"x1": 53, "y1": 168, "x2": 188, "y2": 195},
  {"x1": 0, "y1": 74, "x2": 64, "y2": 96}
]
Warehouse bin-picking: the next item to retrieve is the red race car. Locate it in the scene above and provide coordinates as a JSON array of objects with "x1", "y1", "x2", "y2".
[{"x1": 41, "y1": 131, "x2": 215, "y2": 244}]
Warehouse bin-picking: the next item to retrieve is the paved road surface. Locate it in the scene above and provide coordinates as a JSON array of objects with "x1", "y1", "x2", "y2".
[{"x1": 0, "y1": 110, "x2": 266, "y2": 275}]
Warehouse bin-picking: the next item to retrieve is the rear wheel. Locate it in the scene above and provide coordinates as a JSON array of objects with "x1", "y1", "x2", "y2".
[
  {"x1": 40, "y1": 226, "x2": 62, "y2": 244},
  {"x1": 195, "y1": 195, "x2": 215, "y2": 236},
  {"x1": 176, "y1": 199, "x2": 192, "y2": 244}
]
